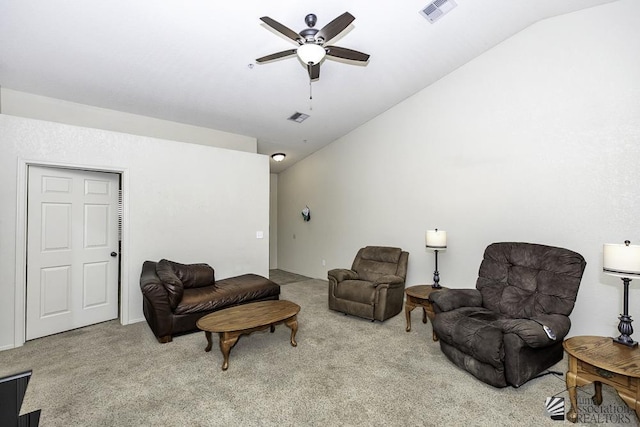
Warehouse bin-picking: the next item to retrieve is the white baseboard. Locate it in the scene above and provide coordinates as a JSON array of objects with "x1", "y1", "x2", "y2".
[{"x1": 0, "y1": 343, "x2": 16, "y2": 352}]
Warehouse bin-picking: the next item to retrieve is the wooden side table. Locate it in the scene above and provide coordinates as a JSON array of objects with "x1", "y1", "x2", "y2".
[
  {"x1": 404, "y1": 284, "x2": 447, "y2": 341},
  {"x1": 563, "y1": 336, "x2": 640, "y2": 423}
]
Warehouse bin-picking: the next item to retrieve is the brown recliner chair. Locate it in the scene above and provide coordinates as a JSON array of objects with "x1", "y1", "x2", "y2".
[
  {"x1": 430, "y1": 242, "x2": 586, "y2": 388},
  {"x1": 328, "y1": 246, "x2": 409, "y2": 321}
]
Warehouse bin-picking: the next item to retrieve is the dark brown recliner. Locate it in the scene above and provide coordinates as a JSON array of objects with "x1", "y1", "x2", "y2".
[
  {"x1": 430, "y1": 242, "x2": 586, "y2": 388},
  {"x1": 328, "y1": 246, "x2": 409, "y2": 321}
]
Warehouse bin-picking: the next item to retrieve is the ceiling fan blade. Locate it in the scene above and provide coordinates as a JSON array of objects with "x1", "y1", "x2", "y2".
[
  {"x1": 316, "y1": 12, "x2": 355, "y2": 43},
  {"x1": 256, "y1": 49, "x2": 297, "y2": 63},
  {"x1": 325, "y1": 46, "x2": 370, "y2": 62},
  {"x1": 260, "y1": 16, "x2": 301, "y2": 43},
  {"x1": 307, "y1": 63, "x2": 320, "y2": 80}
]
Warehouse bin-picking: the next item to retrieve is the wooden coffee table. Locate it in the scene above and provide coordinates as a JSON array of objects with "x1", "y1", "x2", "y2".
[
  {"x1": 196, "y1": 300, "x2": 300, "y2": 370},
  {"x1": 564, "y1": 336, "x2": 640, "y2": 423},
  {"x1": 404, "y1": 284, "x2": 447, "y2": 341}
]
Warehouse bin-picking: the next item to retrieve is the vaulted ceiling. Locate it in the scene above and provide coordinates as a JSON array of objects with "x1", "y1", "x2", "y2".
[{"x1": 0, "y1": 0, "x2": 615, "y2": 172}]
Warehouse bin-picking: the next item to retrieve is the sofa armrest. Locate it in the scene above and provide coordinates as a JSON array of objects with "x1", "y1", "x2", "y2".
[
  {"x1": 140, "y1": 279, "x2": 172, "y2": 313},
  {"x1": 140, "y1": 262, "x2": 166, "y2": 296},
  {"x1": 328, "y1": 268, "x2": 358, "y2": 282},
  {"x1": 500, "y1": 314, "x2": 571, "y2": 348},
  {"x1": 430, "y1": 289, "x2": 482, "y2": 313},
  {"x1": 140, "y1": 261, "x2": 174, "y2": 340}
]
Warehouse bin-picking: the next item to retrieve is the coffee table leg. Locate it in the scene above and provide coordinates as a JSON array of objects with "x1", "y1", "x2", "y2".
[
  {"x1": 219, "y1": 331, "x2": 239, "y2": 371},
  {"x1": 284, "y1": 315, "x2": 298, "y2": 347},
  {"x1": 204, "y1": 331, "x2": 213, "y2": 352}
]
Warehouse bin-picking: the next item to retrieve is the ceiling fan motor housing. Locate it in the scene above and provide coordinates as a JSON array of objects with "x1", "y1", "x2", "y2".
[
  {"x1": 300, "y1": 14, "x2": 319, "y2": 42},
  {"x1": 299, "y1": 27, "x2": 319, "y2": 42}
]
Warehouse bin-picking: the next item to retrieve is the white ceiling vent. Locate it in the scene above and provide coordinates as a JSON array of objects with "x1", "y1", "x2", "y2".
[
  {"x1": 288, "y1": 112, "x2": 310, "y2": 123},
  {"x1": 419, "y1": 0, "x2": 457, "y2": 24}
]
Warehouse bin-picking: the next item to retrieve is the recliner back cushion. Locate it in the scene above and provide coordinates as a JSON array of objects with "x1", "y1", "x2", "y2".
[
  {"x1": 165, "y1": 260, "x2": 215, "y2": 289},
  {"x1": 477, "y1": 242, "x2": 586, "y2": 318},
  {"x1": 352, "y1": 246, "x2": 402, "y2": 282}
]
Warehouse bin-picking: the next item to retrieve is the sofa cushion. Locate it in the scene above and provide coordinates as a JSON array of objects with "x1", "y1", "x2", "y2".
[
  {"x1": 164, "y1": 259, "x2": 215, "y2": 289},
  {"x1": 174, "y1": 273, "x2": 280, "y2": 315},
  {"x1": 156, "y1": 259, "x2": 184, "y2": 310}
]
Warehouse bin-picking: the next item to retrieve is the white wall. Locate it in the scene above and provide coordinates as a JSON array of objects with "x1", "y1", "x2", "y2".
[
  {"x1": 0, "y1": 114, "x2": 269, "y2": 350},
  {"x1": 277, "y1": 0, "x2": 640, "y2": 338},
  {"x1": 269, "y1": 173, "x2": 278, "y2": 269},
  {"x1": 0, "y1": 88, "x2": 257, "y2": 153}
]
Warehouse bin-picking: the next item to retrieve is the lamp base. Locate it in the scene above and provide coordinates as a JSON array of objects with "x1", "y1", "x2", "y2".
[
  {"x1": 612, "y1": 336, "x2": 638, "y2": 348},
  {"x1": 614, "y1": 310, "x2": 637, "y2": 348}
]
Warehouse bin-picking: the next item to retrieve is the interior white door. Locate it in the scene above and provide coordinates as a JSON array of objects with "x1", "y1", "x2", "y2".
[{"x1": 26, "y1": 166, "x2": 120, "y2": 340}]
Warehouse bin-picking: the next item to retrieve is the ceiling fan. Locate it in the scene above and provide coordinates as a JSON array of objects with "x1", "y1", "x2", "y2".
[{"x1": 256, "y1": 12, "x2": 370, "y2": 81}]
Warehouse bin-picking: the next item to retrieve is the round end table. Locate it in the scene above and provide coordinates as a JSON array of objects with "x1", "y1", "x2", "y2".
[{"x1": 404, "y1": 284, "x2": 447, "y2": 341}]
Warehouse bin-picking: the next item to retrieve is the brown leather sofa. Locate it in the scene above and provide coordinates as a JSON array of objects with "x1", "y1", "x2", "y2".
[
  {"x1": 140, "y1": 259, "x2": 280, "y2": 343},
  {"x1": 328, "y1": 246, "x2": 409, "y2": 321}
]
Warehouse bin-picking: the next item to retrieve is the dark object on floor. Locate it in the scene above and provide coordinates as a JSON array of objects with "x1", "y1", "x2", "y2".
[
  {"x1": 430, "y1": 242, "x2": 586, "y2": 388},
  {"x1": 0, "y1": 370, "x2": 41, "y2": 426},
  {"x1": 140, "y1": 259, "x2": 280, "y2": 343},
  {"x1": 328, "y1": 246, "x2": 409, "y2": 321}
]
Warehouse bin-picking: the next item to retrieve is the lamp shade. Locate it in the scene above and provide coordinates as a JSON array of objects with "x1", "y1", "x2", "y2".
[
  {"x1": 425, "y1": 229, "x2": 447, "y2": 249},
  {"x1": 603, "y1": 242, "x2": 640, "y2": 278},
  {"x1": 297, "y1": 43, "x2": 326, "y2": 65}
]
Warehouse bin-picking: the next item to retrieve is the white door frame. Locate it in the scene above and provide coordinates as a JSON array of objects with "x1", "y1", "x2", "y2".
[{"x1": 14, "y1": 158, "x2": 130, "y2": 347}]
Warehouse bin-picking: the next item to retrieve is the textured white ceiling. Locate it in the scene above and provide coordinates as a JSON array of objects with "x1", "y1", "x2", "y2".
[{"x1": 0, "y1": 0, "x2": 615, "y2": 172}]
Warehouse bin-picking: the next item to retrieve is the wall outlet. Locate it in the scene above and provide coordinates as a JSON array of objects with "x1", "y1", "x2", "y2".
[
  {"x1": 322, "y1": 259, "x2": 326, "y2": 266},
  {"x1": 256, "y1": 231, "x2": 264, "y2": 239}
]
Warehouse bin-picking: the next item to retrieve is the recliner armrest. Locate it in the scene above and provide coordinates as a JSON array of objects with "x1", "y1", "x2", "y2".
[
  {"x1": 500, "y1": 314, "x2": 571, "y2": 347},
  {"x1": 328, "y1": 268, "x2": 358, "y2": 282},
  {"x1": 430, "y1": 289, "x2": 482, "y2": 312},
  {"x1": 374, "y1": 274, "x2": 404, "y2": 286}
]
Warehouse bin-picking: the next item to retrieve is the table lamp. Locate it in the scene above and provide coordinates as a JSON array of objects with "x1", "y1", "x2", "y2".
[
  {"x1": 425, "y1": 229, "x2": 447, "y2": 288},
  {"x1": 603, "y1": 240, "x2": 640, "y2": 347}
]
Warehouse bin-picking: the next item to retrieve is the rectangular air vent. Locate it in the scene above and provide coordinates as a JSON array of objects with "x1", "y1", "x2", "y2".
[
  {"x1": 287, "y1": 112, "x2": 310, "y2": 123},
  {"x1": 419, "y1": 0, "x2": 457, "y2": 24}
]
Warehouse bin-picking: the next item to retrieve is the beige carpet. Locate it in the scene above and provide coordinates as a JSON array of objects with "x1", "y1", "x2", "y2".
[{"x1": 1, "y1": 274, "x2": 637, "y2": 426}]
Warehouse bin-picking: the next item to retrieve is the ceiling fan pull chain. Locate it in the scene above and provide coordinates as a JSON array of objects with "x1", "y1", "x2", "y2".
[{"x1": 309, "y1": 79, "x2": 313, "y2": 110}]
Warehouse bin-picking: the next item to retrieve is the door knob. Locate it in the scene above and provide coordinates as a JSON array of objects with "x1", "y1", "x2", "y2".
[{"x1": 110, "y1": 252, "x2": 118, "y2": 257}]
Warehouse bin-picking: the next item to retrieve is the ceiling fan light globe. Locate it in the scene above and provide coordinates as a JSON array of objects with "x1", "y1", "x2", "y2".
[{"x1": 297, "y1": 43, "x2": 326, "y2": 65}]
